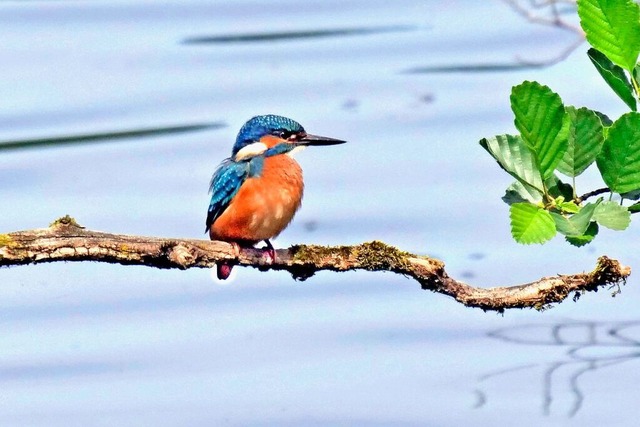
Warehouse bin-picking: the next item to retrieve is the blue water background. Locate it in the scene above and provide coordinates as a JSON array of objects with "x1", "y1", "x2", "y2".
[{"x1": 1, "y1": 1, "x2": 639, "y2": 425}]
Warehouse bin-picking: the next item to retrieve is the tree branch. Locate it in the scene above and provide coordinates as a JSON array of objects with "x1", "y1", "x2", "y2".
[
  {"x1": 0, "y1": 216, "x2": 631, "y2": 312},
  {"x1": 578, "y1": 187, "x2": 611, "y2": 203},
  {"x1": 503, "y1": 0, "x2": 581, "y2": 34},
  {"x1": 503, "y1": 0, "x2": 585, "y2": 66}
]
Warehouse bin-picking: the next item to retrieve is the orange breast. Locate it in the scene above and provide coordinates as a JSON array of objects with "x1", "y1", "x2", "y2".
[{"x1": 210, "y1": 155, "x2": 304, "y2": 244}]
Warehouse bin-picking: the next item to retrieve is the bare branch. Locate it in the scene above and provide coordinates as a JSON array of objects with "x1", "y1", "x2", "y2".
[
  {"x1": 503, "y1": 0, "x2": 585, "y2": 66},
  {"x1": 503, "y1": 0, "x2": 581, "y2": 33},
  {"x1": 0, "y1": 216, "x2": 631, "y2": 312},
  {"x1": 514, "y1": 36, "x2": 585, "y2": 66}
]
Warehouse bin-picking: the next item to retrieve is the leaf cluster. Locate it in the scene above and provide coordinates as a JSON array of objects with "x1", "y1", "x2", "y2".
[{"x1": 480, "y1": 0, "x2": 640, "y2": 246}]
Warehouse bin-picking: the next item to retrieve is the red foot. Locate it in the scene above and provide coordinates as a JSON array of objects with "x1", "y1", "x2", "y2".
[
  {"x1": 216, "y1": 242, "x2": 240, "y2": 280},
  {"x1": 263, "y1": 239, "x2": 276, "y2": 264},
  {"x1": 217, "y1": 262, "x2": 234, "y2": 280},
  {"x1": 215, "y1": 241, "x2": 274, "y2": 279}
]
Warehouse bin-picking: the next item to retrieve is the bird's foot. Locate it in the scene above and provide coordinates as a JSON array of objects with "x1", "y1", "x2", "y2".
[
  {"x1": 262, "y1": 239, "x2": 277, "y2": 264},
  {"x1": 216, "y1": 242, "x2": 241, "y2": 280},
  {"x1": 216, "y1": 263, "x2": 234, "y2": 280}
]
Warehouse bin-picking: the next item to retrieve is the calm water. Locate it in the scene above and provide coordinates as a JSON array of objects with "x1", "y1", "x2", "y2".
[{"x1": 1, "y1": 1, "x2": 639, "y2": 425}]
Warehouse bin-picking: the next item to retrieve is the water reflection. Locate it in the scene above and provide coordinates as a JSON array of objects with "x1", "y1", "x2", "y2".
[
  {"x1": 403, "y1": 62, "x2": 546, "y2": 74},
  {"x1": 0, "y1": 122, "x2": 224, "y2": 152},
  {"x1": 182, "y1": 25, "x2": 415, "y2": 44},
  {"x1": 0, "y1": 361, "x2": 139, "y2": 382},
  {"x1": 0, "y1": 0, "x2": 635, "y2": 424},
  {"x1": 478, "y1": 321, "x2": 640, "y2": 417}
]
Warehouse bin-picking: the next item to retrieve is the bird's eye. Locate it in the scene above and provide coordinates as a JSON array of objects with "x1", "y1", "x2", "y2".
[{"x1": 278, "y1": 130, "x2": 293, "y2": 139}]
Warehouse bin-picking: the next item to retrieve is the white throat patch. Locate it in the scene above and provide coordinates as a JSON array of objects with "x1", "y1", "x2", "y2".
[
  {"x1": 234, "y1": 142, "x2": 268, "y2": 161},
  {"x1": 286, "y1": 145, "x2": 306, "y2": 157}
]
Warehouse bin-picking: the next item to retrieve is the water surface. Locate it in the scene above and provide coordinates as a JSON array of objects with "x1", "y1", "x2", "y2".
[{"x1": 1, "y1": 1, "x2": 638, "y2": 425}]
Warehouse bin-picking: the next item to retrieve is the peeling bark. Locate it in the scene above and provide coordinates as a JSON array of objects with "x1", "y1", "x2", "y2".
[{"x1": 0, "y1": 216, "x2": 631, "y2": 312}]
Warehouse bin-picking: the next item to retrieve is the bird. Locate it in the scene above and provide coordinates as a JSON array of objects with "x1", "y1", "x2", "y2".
[{"x1": 206, "y1": 114, "x2": 346, "y2": 280}]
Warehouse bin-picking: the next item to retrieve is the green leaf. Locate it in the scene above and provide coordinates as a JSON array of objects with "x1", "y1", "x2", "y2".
[
  {"x1": 509, "y1": 203, "x2": 556, "y2": 244},
  {"x1": 596, "y1": 112, "x2": 640, "y2": 193},
  {"x1": 556, "y1": 106, "x2": 606, "y2": 177},
  {"x1": 558, "y1": 201, "x2": 580, "y2": 214},
  {"x1": 593, "y1": 201, "x2": 631, "y2": 230},
  {"x1": 551, "y1": 213, "x2": 579, "y2": 236},
  {"x1": 593, "y1": 110, "x2": 614, "y2": 127},
  {"x1": 621, "y1": 188, "x2": 640, "y2": 200},
  {"x1": 587, "y1": 48, "x2": 637, "y2": 111},
  {"x1": 546, "y1": 175, "x2": 574, "y2": 200},
  {"x1": 480, "y1": 134, "x2": 544, "y2": 192},
  {"x1": 577, "y1": 0, "x2": 640, "y2": 71},
  {"x1": 511, "y1": 81, "x2": 569, "y2": 178},
  {"x1": 551, "y1": 201, "x2": 599, "y2": 236},
  {"x1": 629, "y1": 202, "x2": 640, "y2": 213},
  {"x1": 565, "y1": 222, "x2": 599, "y2": 247},
  {"x1": 502, "y1": 180, "x2": 543, "y2": 204}
]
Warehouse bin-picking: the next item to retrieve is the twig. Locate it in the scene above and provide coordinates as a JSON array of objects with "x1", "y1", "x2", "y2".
[
  {"x1": 503, "y1": 0, "x2": 581, "y2": 33},
  {"x1": 578, "y1": 187, "x2": 611, "y2": 202},
  {"x1": 0, "y1": 216, "x2": 631, "y2": 312},
  {"x1": 503, "y1": 0, "x2": 585, "y2": 66}
]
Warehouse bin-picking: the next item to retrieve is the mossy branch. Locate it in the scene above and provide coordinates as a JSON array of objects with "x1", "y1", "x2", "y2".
[{"x1": 0, "y1": 216, "x2": 631, "y2": 312}]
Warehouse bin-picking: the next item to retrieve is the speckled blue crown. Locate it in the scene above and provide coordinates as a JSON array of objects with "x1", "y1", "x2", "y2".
[{"x1": 233, "y1": 114, "x2": 304, "y2": 155}]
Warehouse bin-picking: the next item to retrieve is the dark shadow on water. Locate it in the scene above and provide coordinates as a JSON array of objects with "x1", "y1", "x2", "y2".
[
  {"x1": 0, "y1": 360, "x2": 141, "y2": 382},
  {"x1": 403, "y1": 62, "x2": 546, "y2": 74},
  {"x1": 0, "y1": 122, "x2": 225, "y2": 152},
  {"x1": 182, "y1": 25, "x2": 415, "y2": 45},
  {"x1": 476, "y1": 320, "x2": 640, "y2": 417}
]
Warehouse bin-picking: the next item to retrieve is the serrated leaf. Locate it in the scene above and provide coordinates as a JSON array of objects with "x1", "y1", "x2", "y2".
[
  {"x1": 557, "y1": 106, "x2": 606, "y2": 177},
  {"x1": 593, "y1": 201, "x2": 631, "y2": 230},
  {"x1": 596, "y1": 112, "x2": 640, "y2": 193},
  {"x1": 551, "y1": 201, "x2": 599, "y2": 236},
  {"x1": 502, "y1": 180, "x2": 544, "y2": 205},
  {"x1": 480, "y1": 134, "x2": 544, "y2": 192},
  {"x1": 565, "y1": 222, "x2": 599, "y2": 247},
  {"x1": 578, "y1": 0, "x2": 640, "y2": 71},
  {"x1": 588, "y1": 48, "x2": 637, "y2": 111},
  {"x1": 509, "y1": 203, "x2": 556, "y2": 244},
  {"x1": 511, "y1": 81, "x2": 570, "y2": 178}
]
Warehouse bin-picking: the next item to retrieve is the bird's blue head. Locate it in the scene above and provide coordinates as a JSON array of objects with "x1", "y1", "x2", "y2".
[
  {"x1": 231, "y1": 114, "x2": 346, "y2": 161},
  {"x1": 232, "y1": 115, "x2": 304, "y2": 156}
]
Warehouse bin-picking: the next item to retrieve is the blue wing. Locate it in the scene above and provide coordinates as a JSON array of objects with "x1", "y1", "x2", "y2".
[
  {"x1": 205, "y1": 159, "x2": 250, "y2": 233},
  {"x1": 205, "y1": 155, "x2": 265, "y2": 233}
]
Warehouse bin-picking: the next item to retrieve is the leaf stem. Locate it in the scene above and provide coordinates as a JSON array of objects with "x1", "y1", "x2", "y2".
[
  {"x1": 631, "y1": 73, "x2": 640, "y2": 101},
  {"x1": 542, "y1": 179, "x2": 554, "y2": 204}
]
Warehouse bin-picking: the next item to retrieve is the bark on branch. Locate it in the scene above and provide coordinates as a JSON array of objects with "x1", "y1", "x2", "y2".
[{"x1": 0, "y1": 216, "x2": 631, "y2": 312}]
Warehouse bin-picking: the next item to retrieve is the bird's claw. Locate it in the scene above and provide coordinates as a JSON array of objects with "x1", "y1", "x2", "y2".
[
  {"x1": 216, "y1": 262, "x2": 234, "y2": 280},
  {"x1": 230, "y1": 241, "x2": 241, "y2": 256},
  {"x1": 216, "y1": 242, "x2": 241, "y2": 280},
  {"x1": 262, "y1": 240, "x2": 276, "y2": 264},
  {"x1": 263, "y1": 247, "x2": 276, "y2": 264}
]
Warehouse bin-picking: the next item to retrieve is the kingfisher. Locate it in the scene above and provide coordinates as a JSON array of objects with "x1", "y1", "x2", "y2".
[{"x1": 206, "y1": 114, "x2": 346, "y2": 279}]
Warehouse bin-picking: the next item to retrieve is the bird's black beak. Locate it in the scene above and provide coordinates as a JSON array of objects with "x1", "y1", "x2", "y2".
[{"x1": 297, "y1": 133, "x2": 347, "y2": 146}]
